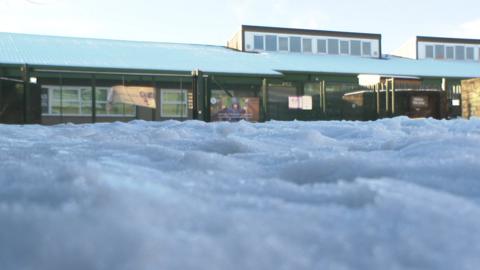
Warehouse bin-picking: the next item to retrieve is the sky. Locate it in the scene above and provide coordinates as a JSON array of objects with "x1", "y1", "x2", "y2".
[{"x1": 0, "y1": 0, "x2": 480, "y2": 54}]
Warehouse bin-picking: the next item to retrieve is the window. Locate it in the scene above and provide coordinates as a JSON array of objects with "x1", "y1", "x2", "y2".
[
  {"x1": 455, "y1": 46, "x2": 465, "y2": 60},
  {"x1": 279, "y1": 37, "x2": 289, "y2": 51},
  {"x1": 466, "y1": 47, "x2": 474, "y2": 60},
  {"x1": 446, "y1": 46, "x2": 454, "y2": 59},
  {"x1": 303, "y1": 38, "x2": 312, "y2": 53},
  {"x1": 328, "y1": 39, "x2": 339, "y2": 55},
  {"x1": 253, "y1": 35, "x2": 264, "y2": 50},
  {"x1": 362, "y1": 42, "x2": 371, "y2": 56},
  {"x1": 350, "y1": 40, "x2": 361, "y2": 56},
  {"x1": 42, "y1": 85, "x2": 135, "y2": 117},
  {"x1": 435, "y1": 45, "x2": 445, "y2": 59},
  {"x1": 340, "y1": 40, "x2": 349, "y2": 54},
  {"x1": 290, "y1": 36, "x2": 301, "y2": 52},
  {"x1": 161, "y1": 89, "x2": 188, "y2": 118},
  {"x1": 265, "y1": 35, "x2": 277, "y2": 51},
  {"x1": 317, "y1": 39, "x2": 327, "y2": 53},
  {"x1": 425, "y1": 45, "x2": 434, "y2": 58}
]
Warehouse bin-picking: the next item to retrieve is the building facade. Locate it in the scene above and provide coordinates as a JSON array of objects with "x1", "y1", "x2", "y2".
[{"x1": 1, "y1": 26, "x2": 480, "y2": 125}]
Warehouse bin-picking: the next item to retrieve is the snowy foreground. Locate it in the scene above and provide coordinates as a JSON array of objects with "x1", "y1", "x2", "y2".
[{"x1": 1, "y1": 118, "x2": 480, "y2": 270}]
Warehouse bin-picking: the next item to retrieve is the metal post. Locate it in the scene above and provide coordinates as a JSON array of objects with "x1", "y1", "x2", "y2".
[
  {"x1": 391, "y1": 78, "x2": 395, "y2": 115},
  {"x1": 22, "y1": 64, "x2": 30, "y2": 124},
  {"x1": 151, "y1": 76, "x2": 156, "y2": 121},
  {"x1": 322, "y1": 80, "x2": 326, "y2": 113},
  {"x1": 192, "y1": 70, "x2": 198, "y2": 120},
  {"x1": 262, "y1": 78, "x2": 268, "y2": 121},
  {"x1": 204, "y1": 76, "x2": 210, "y2": 122},
  {"x1": 59, "y1": 74, "x2": 64, "y2": 124},
  {"x1": 91, "y1": 74, "x2": 96, "y2": 123},
  {"x1": 376, "y1": 83, "x2": 380, "y2": 116},
  {"x1": 385, "y1": 81, "x2": 389, "y2": 113}
]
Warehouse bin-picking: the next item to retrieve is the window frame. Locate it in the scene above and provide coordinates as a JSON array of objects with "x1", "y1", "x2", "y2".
[
  {"x1": 160, "y1": 89, "x2": 188, "y2": 118},
  {"x1": 446, "y1": 46, "x2": 454, "y2": 60},
  {"x1": 265, "y1": 35, "x2": 278, "y2": 52},
  {"x1": 302, "y1": 38, "x2": 313, "y2": 53},
  {"x1": 278, "y1": 36, "x2": 289, "y2": 52},
  {"x1": 328, "y1": 39, "x2": 339, "y2": 55},
  {"x1": 350, "y1": 40, "x2": 361, "y2": 56},
  {"x1": 455, "y1": 46, "x2": 465, "y2": 60},
  {"x1": 317, "y1": 39, "x2": 327, "y2": 54},
  {"x1": 362, "y1": 41, "x2": 372, "y2": 56},
  {"x1": 253, "y1": 35, "x2": 265, "y2": 51},
  {"x1": 340, "y1": 40, "x2": 350, "y2": 55},
  {"x1": 466, "y1": 47, "x2": 475, "y2": 60},
  {"x1": 435, "y1": 45, "x2": 445, "y2": 59},
  {"x1": 42, "y1": 85, "x2": 136, "y2": 117},
  {"x1": 289, "y1": 36, "x2": 302, "y2": 53}
]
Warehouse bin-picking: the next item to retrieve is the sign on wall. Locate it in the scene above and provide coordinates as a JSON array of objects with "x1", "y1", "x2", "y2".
[
  {"x1": 210, "y1": 93, "x2": 260, "y2": 122},
  {"x1": 110, "y1": 86, "x2": 156, "y2": 109},
  {"x1": 289, "y1": 96, "x2": 313, "y2": 110}
]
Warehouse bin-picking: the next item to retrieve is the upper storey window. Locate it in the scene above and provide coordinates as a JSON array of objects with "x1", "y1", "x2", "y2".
[
  {"x1": 350, "y1": 40, "x2": 361, "y2": 56},
  {"x1": 328, "y1": 39, "x2": 339, "y2": 55},
  {"x1": 425, "y1": 45, "x2": 434, "y2": 58},
  {"x1": 303, "y1": 38, "x2": 313, "y2": 53},
  {"x1": 279, "y1": 37, "x2": 289, "y2": 51},
  {"x1": 466, "y1": 47, "x2": 474, "y2": 60},
  {"x1": 362, "y1": 42, "x2": 371, "y2": 56},
  {"x1": 435, "y1": 45, "x2": 445, "y2": 59},
  {"x1": 244, "y1": 31, "x2": 379, "y2": 58},
  {"x1": 254, "y1": 35, "x2": 264, "y2": 50},
  {"x1": 455, "y1": 46, "x2": 465, "y2": 60},
  {"x1": 265, "y1": 35, "x2": 277, "y2": 51},
  {"x1": 317, "y1": 39, "x2": 327, "y2": 54},
  {"x1": 446, "y1": 47, "x2": 454, "y2": 59},
  {"x1": 290, "y1": 37, "x2": 302, "y2": 53}
]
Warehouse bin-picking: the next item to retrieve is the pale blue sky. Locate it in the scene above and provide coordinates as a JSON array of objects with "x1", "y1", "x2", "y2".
[{"x1": 1, "y1": 0, "x2": 480, "y2": 53}]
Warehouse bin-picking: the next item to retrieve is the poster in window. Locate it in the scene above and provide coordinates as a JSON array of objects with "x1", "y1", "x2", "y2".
[
  {"x1": 210, "y1": 93, "x2": 260, "y2": 122},
  {"x1": 110, "y1": 85, "x2": 156, "y2": 109}
]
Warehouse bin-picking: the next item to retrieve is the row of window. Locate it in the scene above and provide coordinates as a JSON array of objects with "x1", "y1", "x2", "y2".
[
  {"x1": 425, "y1": 44, "x2": 478, "y2": 61},
  {"x1": 252, "y1": 35, "x2": 373, "y2": 56},
  {"x1": 41, "y1": 86, "x2": 189, "y2": 118}
]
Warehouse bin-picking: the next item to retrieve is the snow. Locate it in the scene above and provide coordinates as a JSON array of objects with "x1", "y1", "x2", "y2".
[{"x1": 1, "y1": 117, "x2": 480, "y2": 270}]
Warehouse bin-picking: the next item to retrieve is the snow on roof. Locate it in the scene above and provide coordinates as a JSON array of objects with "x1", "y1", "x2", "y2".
[
  {"x1": 0, "y1": 32, "x2": 280, "y2": 76},
  {"x1": 1, "y1": 32, "x2": 480, "y2": 78}
]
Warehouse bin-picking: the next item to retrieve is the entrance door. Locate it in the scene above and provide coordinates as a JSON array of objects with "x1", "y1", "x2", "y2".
[
  {"x1": 267, "y1": 85, "x2": 298, "y2": 120},
  {"x1": 0, "y1": 80, "x2": 25, "y2": 124}
]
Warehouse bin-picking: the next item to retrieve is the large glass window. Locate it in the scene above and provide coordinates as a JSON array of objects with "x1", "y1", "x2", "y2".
[
  {"x1": 435, "y1": 45, "x2": 445, "y2": 59},
  {"x1": 303, "y1": 38, "x2": 312, "y2": 53},
  {"x1": 42, "y1": 85, "x2": 135, "y2": 116},
  {"x1": 455, "y1": 46, "x2": 465, "y2": 60},
  {"x1": 265, "y1": 35, "x2": 277, "y2": 51},
  {"x1": 362, "y1": 42, "x2": 371, "y2": 56},
  {"x1": 466, "y1": 47, "x2": 474, "y2": 60},
  {"x1": 340, "y1": 40, "x2": 349, "y2": 54},
  {"x1": 161, "y1": 89, "x2": 188, "y2": 118},
  {"x1": 279, "y1": 37, "x2": 289, "y2": 51},
  {"x1": 317, "y1": 39, "x2": 327, "y2": 53},
  {"x1": 446, "y1": 46, "x2": 454, "y2": 59},
  {"x1": 290, "y1": 36, "x2": 301, "y2": 52},
  {"x1": 328, "y1": 39, "x2": 339, "y2": 55},
  {"x1": 350, "y1": 40, "x2": 361, "y2": 56},
  {"x1": 425, "y1": 45, "x2": 434, "y2": 58},
  {"x1": 253, "y1": 35, "x2": 264, "y2": 50}
]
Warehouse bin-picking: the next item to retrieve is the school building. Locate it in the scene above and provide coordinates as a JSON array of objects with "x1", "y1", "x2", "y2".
[{"x1": 1, "y1": 25, "x2": 480, "y2": 124}]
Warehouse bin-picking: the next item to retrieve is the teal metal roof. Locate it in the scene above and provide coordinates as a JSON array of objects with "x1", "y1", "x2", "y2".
[
  {"x1": 266, "y1": 53, "x2": 480, "y2": 78},
  {"x1": 0, "y1": 32, "x2": 280, "y2": 76},
  {"x1": 1, "y1": 32, "x2": 480, "y2": 78}
]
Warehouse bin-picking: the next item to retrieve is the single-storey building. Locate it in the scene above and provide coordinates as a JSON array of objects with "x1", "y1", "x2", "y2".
[{"x1": 1, "y1": 25, "x2": 480, "y2": 124}]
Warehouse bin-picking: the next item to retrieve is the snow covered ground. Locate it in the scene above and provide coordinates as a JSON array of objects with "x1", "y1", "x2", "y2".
[{"x1": 1, "y1": 117, "x2": 480, "y2": 270}]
